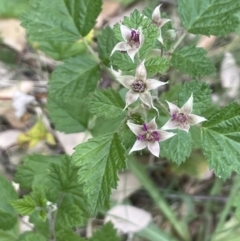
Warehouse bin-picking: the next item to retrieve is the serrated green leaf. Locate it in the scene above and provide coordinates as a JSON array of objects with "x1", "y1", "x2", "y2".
[
  {"x1": 111, "y1": 52, "x2": 137, "y2": 71},
  {"x1": 11, "y1": 187, "x2": 47, "y2": 221},
  {"x1": 0, "y1": 229, "x2": 17, "y2": 241},
  {"x1": 201, "y1": 102, "x2": 240, "y2": 179},
  {"x1": 88, "y1": 89, "x2": 125, "y2": 119},
  {"x1": 0, "y1": 0, "x2": 29, "y2": 17},
  {"x1": 178, "y1": 0, "x2": 240, "y2": 36},
  {"x1": 0, "y1": 175, "x2": 18, "y2": 230},
  {"x1": 48, "y1": 56, "x2": 100, "y2": 133},
  {"x1": 171, "y1": 46, "x2": 215, "y2": 77},
  {"x1": 23, "y1": 233, "x2": 46, "y2": 241},
  {"x1": 57, "y1": 230, "x2": 86, "y2": 241},
  {"x1": 178, "y1": 80, "x2": 212, "y2": 115},
  {"x1": 145, "y1": 57, "x2": 170, "y2": 76},
  {"x1": 98, "y1": 27, "x2": 118, "y2": 66},
  {"x1": 90, "y1": 222, "x2": 119, "y2": 241},
  {"x1": 161, "y1": 129, "x2": 192, "y2": 164},
  {"x1": 72, "y1": 133, "x2": 127, "y2": 214},
  {"x1": 14, "y1": 155, "x2": 60, "y2": 190},
  {"x1": 21, "y1": 0, "x2": 102, "y2": 42}
]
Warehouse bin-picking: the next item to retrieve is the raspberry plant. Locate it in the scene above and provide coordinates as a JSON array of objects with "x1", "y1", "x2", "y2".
[{"x1": 1, "y1": 0, "x2": 240, "y2": 240}]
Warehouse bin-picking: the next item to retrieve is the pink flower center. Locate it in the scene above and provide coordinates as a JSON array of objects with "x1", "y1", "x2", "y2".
[
  {"x1": 137, "y1": 124, "x2": 160, "y2": 142},
  {"x1": 129, "y1": 30, "x2": 140, "y2": 48},
  {"x1": 172, "y1": 112, "x2": 188, "y2": 123},
  {"x1": 131, "y1": 80, "x2": 146, "y2": 93}
]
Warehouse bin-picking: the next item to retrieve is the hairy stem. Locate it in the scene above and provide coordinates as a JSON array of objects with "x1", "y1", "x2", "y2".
[
  {"x1": 128, "y1": 158, "x2": 191, "y2": 241},
  {"x1": 171, "y1": 32, "x2": 187, "y2": 53}
]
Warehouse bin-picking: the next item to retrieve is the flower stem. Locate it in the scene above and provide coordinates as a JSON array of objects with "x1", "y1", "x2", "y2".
[
  {"x1": 171, "y1": 32, "x2": 187, "y2": 53},
  {"x1": 128, "y1": 158, "x2": 190, "y2": 241}
]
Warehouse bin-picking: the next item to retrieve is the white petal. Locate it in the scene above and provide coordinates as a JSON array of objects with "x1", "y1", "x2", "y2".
[
  {"x1": 166, "y1": 101, "x2": 179, "y2": 115},
  {"x1": 152, "y1": 5, "x2": 161, "y2": 23},
  {"x1": 120, "y1": 24, "x2": 131, "y2": 42},
  {"x1": 139, "y1": 91, "x2": 153, "y2": 108},
  {"x1": 146, "y1": 118, "x2": 157, "y2": 131},
  {"x1": 161, "y1": 119, "x2": 179, "y2": 130},
  {"x1": 158, "y1": 130, "x2": 176, "y2": 142},
  {"x1": 181, "y1": 93, "x2": 193, "y2": 114},
  {"x1": 179, "y1": 124, "x2": 190, "y2": 132},
  {"x1": 158, "y1": 18, "x2": 171, "y2": 28},
  {"x1": 127, "y1": 48, "x2": 138, "y2": 62},
  {"x1": 158, "y1": 30, "x2": 163, "y2": 44},
  {"x1": 124, "y1": 90, "x2": 139, "y2": 110},
  {"x1": 127, "y1": 121, "x2": 143, "y2": 136},
  {"x1": 138, "y1": 27, "x2": 144, "y2": 48},
  {"x1": 146, "y1": 79, "x2": 167, "y2": 90},
  {"x1": 117, "y1": 75, "x2": 135, "y2": 89},
  {"x1": 147, "y1": 142, "x2": 160, "y2": 157},
  {"x1": 110, "y1": 66, "x2": 121, "y2": 77},
  {"x1": 111, "y1": 42, "x2": 129, "y2": 56},
  {"x1": 129, "y1": 140, "x2": 147, "y2": 154},
  {"x1": 136, "y1": 60, "x2": 147, "y2": 80},
  {"x1": 188, "y1": 114, "x2": 207, "y2": 125}
]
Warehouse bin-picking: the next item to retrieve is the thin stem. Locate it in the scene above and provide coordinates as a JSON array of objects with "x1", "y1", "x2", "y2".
[
  {"x1": 128, "y1": 158, "x2": 190, "y2": 241},
  {"x1": 212, "y1": 176, "x2": 240, "y2": 241},
  {"x1": 156, "y1": 100, "x2": 170, "y2": 116},
  {"x1": 171, "y1": 32, "x2": 187, "y2": 53}
]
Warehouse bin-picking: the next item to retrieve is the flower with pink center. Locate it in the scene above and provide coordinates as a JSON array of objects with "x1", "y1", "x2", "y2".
[
  {"x1": 110, "y1": 24, "x2": 144, "y2": 62},
  {"x1": 116, "y1": 60, "x2": 167, "y2": 110},
  {"x1": 127, "y1": 118, "x2": 175, "y2": 157},
  {"x1": 152, "y1": 5, "x2": 171, "y2": 44},
  {"x1": 161, "y1": 94, "x2": 207, "y2": 132}
]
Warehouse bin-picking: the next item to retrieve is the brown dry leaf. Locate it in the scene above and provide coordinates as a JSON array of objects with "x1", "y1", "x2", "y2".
[
  {"x1": 196, "y1": 35, "x2": 216, "y2": 50},
  {"x1": 111, "y1": 171, "x2": 141, "y2": 202},
  {"x1": 0, "y1": 19, "x2": 26, "y2": 52},
  {"x1": 96, "y1": 0, "x2": 121, "y2": 28},
  {"x1": 104, "y1": 205, "x2": 152, "y2": 234}
]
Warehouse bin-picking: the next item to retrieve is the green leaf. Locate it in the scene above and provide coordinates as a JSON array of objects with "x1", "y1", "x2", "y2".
[
  {"x1": 171, "y1": 46, "x2": 215, "y2": 77},
  {"x1": 111, "y1": 52, "x2": 137, "y2": 71},
  {"x1": 161, "y1": 129, "x2": 193, "y2": 164},
  {"x1": 145, "y1": 57, "x2": 170, "y2": 76},
  {"x1": 90, "y1": 222, "x2": 119, "y2": 241},
  {"x1": 88, "y1": 89, "x2": 125, "y2": 119},
  {"x1": 21, "y1": 0, "x2": 102, "y2": 41},
  {"x1": 11, "y1": 187, "x2": 47, "y2": 221},
  {"x1": 178, "y1": 80, "x2": 212, "y2": 115},
  {"x1": 14, "y1": 154, "x2": 60, "y2": 190},
  {"x1": 98, "y1": 27, "x2": 118, "y2": 66},
  {"x1": 0, "y1": 175, "x2": 18, "y2": 230},
  {"x1": 0, "y1": 229, "x2": 17, "y2": 241},
  {"x1": 23, "y1": 233, "x2": 46, "y2": 241},
  {"x1": 178, "y1": 0, "x2": 240, "y2": 36},
  {"x1": 201, "y1": 102, "x2": 240, "y2": 179},
  {"x1": 72, "y1": 133, "x2": 127, "y2": 214},
  {"x1": 0, "y1": 0, "x2": 29, "y2": 17},
  {"x1": 48, "y1": 56, "x2": 100, "y2": 133},
  {"x1": 57, "y1": 230, "x2": 86, "y2": 241}
]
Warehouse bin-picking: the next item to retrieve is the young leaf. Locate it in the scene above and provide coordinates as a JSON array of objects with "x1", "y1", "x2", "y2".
[
  {"x1": 201, "y1": 102, "x2": 240, "y2": 179},
  {"x1": 47, "y1": 56, "x2": 100, "y2": 133},
  {"x1": 71, "y1": 133, "x2": 127, "y2": 214},
  {"x1": 178, "y1": 80, "x2": 212, "y2": 115},
  {"x1": 145, "y1": 57, "x2": 170, "y2": 76},
  {"x1": 98, "y1": 27, "x2": 118, "y2": 66},
  {"x1": 21, "y1": 0, "x2": 102, "y2": 41},
  {"x1": 11, "y1": 187, "x2": 47, "y2": 221},
  {"x1": 88, "y1": 89, "x2": 125, "y2": 119},
  {"x1": 160, "y1": 129, "x2": 192, "y2": 165},
  {"x1": 0, "y1": 175, "x2": 18, "y2": 230},
  {"x1": 171, "y1": 46, "x2": 215, "y2": 77},
  {"x1": 89, "y1": 222, "x2": 119, "y2": 241},
  {"x1": 178, "y1": 0, "x2": 240, "y2": 36}
]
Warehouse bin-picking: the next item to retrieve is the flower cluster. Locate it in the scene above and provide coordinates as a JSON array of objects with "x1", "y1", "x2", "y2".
[{"x1": 110, "y1": 5, "x2": 207, "y2": 157}]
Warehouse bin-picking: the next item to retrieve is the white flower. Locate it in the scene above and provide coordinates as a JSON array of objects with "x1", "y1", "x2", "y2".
[
  {"x1": 127, "y1": 118, "x2": 175, "y2": 157},
  {"x1": 12, "y1": 90, "x2": 35, "y2": 118},
  {"x1": 152, "y1": 5, "x2": 171, "y2": 44},
  {"x1": 110, "y1": 24, "x2": 144, "y2": 62},
  {"x1": 116, "y1": 60, "x2": 167, "y2": 110},
  {"x1": 161, "y1": 94, "x2": 207, "y2": 132}
]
